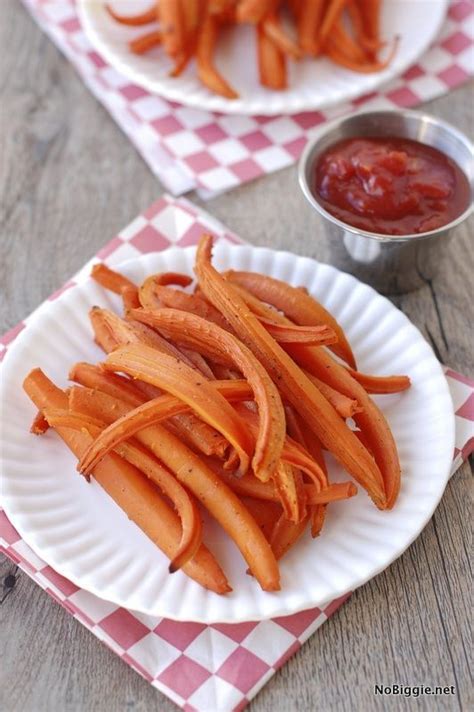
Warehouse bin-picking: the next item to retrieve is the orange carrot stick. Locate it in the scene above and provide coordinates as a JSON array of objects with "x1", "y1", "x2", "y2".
[
  {"x1": 196, "y1": 14, "x2": 238, "y2": 98},
  {"x1": 346, "y1": 369, "x2": 411, "y2": 394},
  {"x1": 196, "y1": 236, "x2": 385, "y2": 507},
  {"x1": 272, "y1": 461, "x2": 307, "y2": 523},
  {"x1": 305, "y1": 372, "x2": 363, "y2": 418},
  {"x1": 297, "y1": 0, "x2": 325, "y2": 56},
  {"x1": 102, "y1": 344, "x2": 254, "y2": 474},
  {"x1": 224, "y1": 270, "x2": 356, "y2": 368},
  {"x1": 44, "y1": 409, "x2": 202, "y2": 573},
  {"x1": 270, "y1": 512, "x2": 309, "y2": 560},
  {"x1": 159, "y1": 0, "x2": 185, "y2": 57},
  {"x1": 236, "y1": 0, "x2": 279, "y2": 23},
  {"x1": 90, "y1": 263, "x2": 136, "y2": 294},
  {"x1": 259, "y1": 318, "x2": 337, "y2": 346},
  {"x1": 318, "y1": 0, "x2": 348, "y2": 46},
  {"x1": 129, "y1": 30, "x2": 162, "y2": 54},
  {"x1": 121, "y1": 285, "x2": 140, "y2": 311},
  {"x1": 69, "y1": 386, "x2": 281, "y2": 591},
  {"x1": 30, "y1": 409, "x2": 49, "y2": 435},
  {"x1": 106, "y1": 3, "x2": 158, "y2": 26},
  {"x1": 23, "y1": 369, "x2": 230, "y2": 593},
  {"x1": 240, "y1": 497, "x2": 282, "y2": 540},
  {"x1": 262, "y1": 12, "x2": 302, "y2": 60},
  {"x1": 129, "y1": 307, "x2": 286, "y2": 483},
  {"x1": 257, "y1": 24, "x2": 287, "y2": 90}
]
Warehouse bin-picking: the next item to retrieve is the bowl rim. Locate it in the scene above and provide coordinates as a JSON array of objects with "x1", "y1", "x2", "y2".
[{"x1": 298, "y1": 108, "x2": 474, "y2": 243}]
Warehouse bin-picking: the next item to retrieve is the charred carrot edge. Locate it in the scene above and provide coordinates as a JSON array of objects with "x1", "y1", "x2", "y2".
[
  {"x1": 44, "y1": 409, "x2": 202, "y2": 573},
  {"x1": 102, "y1": 344, "x2": 254, "y2": 474},
  {"x1": 23, "y1": 369, "x2": 230, "y2": 593},
  {"x1": 130, "y1": 30, "x2": 162, "y2": 54},
  {"x1": 270, "y1": 512, "x2": 309, "y2": 560},
  {"x1": 69, "y1": 363, "x2": 230, "y2": 459},
  {"x1": 76, "y1": 379, "x2": 253, "y2": 475},
  {"x1": 224, "y1": 270, "x2": 357, "y2": 368},
  {"x1": 30, "y1": 409, "x2": 49, "y2": 435},
  {"x1": 346, "y1": 369, "x2": 411, "y2": 394},
  {"x1": 257, "y1": 23, "x2": 287, "y2": 90},
  {"x1": 69, "y1": 386, "x2": 281, "y2": 591},
  {"x1": 287, "y1": 345, "x2": 401, "y2": 509},
  {"x1": 129, "y1": 307, "x2": 286, "y2": 483},
  {"x1": 262, "y1": 12, "x2": 302, "y2": 60},
  {"x1": 196, "y1": 236, "x2": 385, "y2": 507},
  {"x1": 196, "y1": 14, "x2": 239, "y2": 98},
  {"x1": 90, "y1": 263, "x2": 136, "y2": 294},
  {"x1": 106, "y1": 4, "x2": 157, "y2": 26}
]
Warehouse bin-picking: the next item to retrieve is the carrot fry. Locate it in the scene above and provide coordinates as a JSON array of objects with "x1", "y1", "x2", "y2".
[
  {"x1": 272, "y1": 461, "x2": 307, "y2": 523},
  {"x1": 270, "y1": 512, "x2": 309, "y2": 560},
  {"x1": 305, "y1": 372, "x2": 363, "y2": 418},
  {"x1": 154, "y1": 272, "x2": 194, "y2": 287},
  {"x1": 69, "y1": 363, "x2": 229, "y2": 459},
  {"x1": 197, "y1": 14, "x2": 239, "y2": 98},
  {"x1": 77, "y1": 379, "x2": 253, "y2": 475},
  {"x1": 129, "y1": 307, "x2": 286, "y2": 482},
  {"x1": 260, "y1": 318, "x2": 337, "y2": 346},
  {"x1": 240, "y1": 497, "x2": 282, "y2": 541},
  {"x1": 106, "y1": 4, "x2": 157, "y2": 26},
  {"x1": 318, "y1": 0, "x2": 348, "y2": 46},
  {"x1": 89, "y1": 307, "x2": 120, "y2": 353},
  {"x1": 159, "y1": 0, "x2": 185, "y2": 57},
  {"x1": 121, "y1": 285, "x2": 140, "y2": 311},
  {"x1": 102, "y1": 344, "x2": 254, "y2": 474},
  {"x1": 297, "y1": 0, "x2": 325, "y2": 56},
  {"x1": 287, "y1": 345, "x2": 401, "y2": 508},
  {"x1": 224, "y1": 270, "x2": 356, "y2": 368},
  {"x1": 237, "y1": 0, "x2": 279, "y2": 24},
  {"x1": 69, "y1": 386, "x2": 281, "y2": 591},
  {"x1": 30, "y1": 409, "x2": 49, "y2": 435},
  {"x1": 90, "y1": 263, "x2": 136, "y2": 295},
  {"x1": 262, "y1": 12, "x2": 302, "y2": 60},
  {"x1": 326, "y1": 34, "x2": 399, "y2": 73},
  {"x1": 44, "y1": 409, "x2": 202, "y2": 573},
  {"x1": 346, "y1": 369, "x2": 411, "y2": 394},
  {"x1": 23, "y1": 369, "x2": 230, "y2": 593},
  {"x1": 141, "y1": 283, "x2": 231, "y2": 331},
  {"x1": 129, "y1": 30, "x2": 162, "y2": 54},
  {"x1": 257, "y1": 24, "x2": 287, "y2": 90},
  {"x1": 196, "y1": 236, "x2": 385, "y2": 507},
  {"x1": 356, "y1": 0, "x2": 380, "y2": 41}
]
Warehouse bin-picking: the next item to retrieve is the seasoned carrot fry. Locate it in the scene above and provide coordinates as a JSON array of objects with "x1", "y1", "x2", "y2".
[
  {"x1": 240, "y1": 497, "x2": 282, "y2": 541},
  {"x1": 346, "y1": 369, "x2": 411, "y2": 394},
  {"x1": 141, "y1": 283, "x2": 230, "y2": 331},
  {"x1": 90, "y1": 263, "x2": 136, "y2": 294},
  {"x1": 102, "y1": 344, "x2": 254, "y2": 474},
  {"x1": 196, "y1": 236, "x2": 385, "y2": 507},
  {"x1": 327, "y1": 19, "x2": 370, "y2": 62},
  {"x1": 326, "y1": 36, "x2": 398, "y2": 73},
  {"x1": 89, "y1": 307, "x2": 120, "y2": 353},
  {"x1": 129, "y1": 308, "x2": 286, "y2": 482},
  {"x1": 237, "y1": 0, "x2": 279, "y2": 24},
  {"x1": 154, "y1": 272, "x2": 194, "y2": 287},
  {"x1": 196, "y1": 14, "x2": 239, "y2": 98},
  {"x1": 130, "y1": 30, "x2": 162, "y2": 54},
  {"x1": 160, "y1": 0, "x2": 185, "y2": 57},
  {"x1": 356, "y1": 0, "x2": 380, "y2": 41},
  {"x1": 287, "y1": 345, "x2": 401, "y2": 508},
  {"x1": 260, "y1": 318, "x2": 337, "y2": 346},
  {"x1": 106, "y1": 4, "x2": 157, "y2": 26},
  {"x1": 270, "y1": 512, "x2": 309, "y2": 560},
  {"x1": 69, "y1": 363, "x2": 229, "y2": 459},
  {"x1": 23, "y1": 369, "x2": 230, "y2": 593},
  {"x1": 44, "y1": 409, "x2": 202, "y2": 573},
  {"x1": 30, "y1": 409, "x2": 49, "y2": 435},
  {"x1": 257, "y1": 24, "x2": 287, "y2": 90},
  {"x1": 225, "y1": 270, "x2": 356, "y2": 368},
  {"x1": 121, "y1": 285, "x2": 140, "y2": 311},
  {"x1": 297, "y1": 0, "x2": 325, "y2": 56},
  {"x1": 305, "y1": 372, "x2": 363, "y2": 418},
  {"x1": 69, "y1": 387, "x2": 281, "y2": 591},
  {"x1": 318, "y1": 0, "x2": 348, "y2": 47},
  {"x1": 262, "y1": 12, "x2": 302, "y2": 60},
  {"x1": 273, "y1": 461, "x2": 307, "y2": 523},
  {"x1": 77, "y1": 379, "x2": 253, "y2": 475}
]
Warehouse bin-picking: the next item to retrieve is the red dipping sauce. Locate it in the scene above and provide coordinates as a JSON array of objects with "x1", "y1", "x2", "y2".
[{"x1": 314, "y1": 137, "x2": 471, "y2": 235}]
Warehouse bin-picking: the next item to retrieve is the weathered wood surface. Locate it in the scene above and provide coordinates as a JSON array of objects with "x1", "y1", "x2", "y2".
[{"x1": 1, "y1": 1, "x2": 472, "y2": 710}]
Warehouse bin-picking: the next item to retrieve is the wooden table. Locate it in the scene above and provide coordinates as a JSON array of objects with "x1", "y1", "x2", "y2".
[{"x1": 1, "y1": 2, "x2": 472, "y2": 710}]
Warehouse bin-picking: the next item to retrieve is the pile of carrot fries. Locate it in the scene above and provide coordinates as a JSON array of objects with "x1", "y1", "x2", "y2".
[
  {"x1": 106, "y1": 0, "x2": 397, "y2": 97},
  {"x1": 23, "y1": 234, "x2": 411, "y2": 593}
]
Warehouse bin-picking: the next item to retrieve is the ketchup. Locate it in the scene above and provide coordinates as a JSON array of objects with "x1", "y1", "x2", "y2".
[{"x1": 314, "y1": 137, "x2": 471, "y2": 235}]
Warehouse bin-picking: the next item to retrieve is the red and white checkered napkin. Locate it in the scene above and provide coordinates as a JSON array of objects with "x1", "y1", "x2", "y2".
[
  {"x1": 1, "y1": 195, "x2": 473, "y2": 712},
  {"x1": 22, "y1": 0, "x2": 474, "y2": 197}
]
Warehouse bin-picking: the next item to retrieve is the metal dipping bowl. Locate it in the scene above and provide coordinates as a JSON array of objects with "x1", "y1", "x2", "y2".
[{"x1": 298, "y1": 110, "x2": 474, "y2": 294}]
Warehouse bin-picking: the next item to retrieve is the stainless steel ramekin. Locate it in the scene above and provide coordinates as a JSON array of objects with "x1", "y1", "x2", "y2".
[{"x1": 298, "y1": 110, "x2": 474, "y2": 294}]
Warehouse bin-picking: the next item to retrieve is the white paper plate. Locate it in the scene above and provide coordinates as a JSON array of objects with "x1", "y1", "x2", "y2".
[
  {"x1": 77, "y1": 0, "x2": 448, "y2": 116},
  {"x1": 0, "y1": 246, "x2": 454, "y2": 622}
]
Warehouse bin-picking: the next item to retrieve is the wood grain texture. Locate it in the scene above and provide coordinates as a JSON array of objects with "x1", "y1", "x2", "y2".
[{"x1": 0, "y1": 1, "x2": 472, "y2": 711}]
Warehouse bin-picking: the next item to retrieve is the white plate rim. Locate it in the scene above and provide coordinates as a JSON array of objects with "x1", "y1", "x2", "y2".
[
  {"x1": 76, "y1": 0, "x2": 449, "y2": 116},
  {"x1": 0, "y1": 245, "x2": 455, "y2": 622}
]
